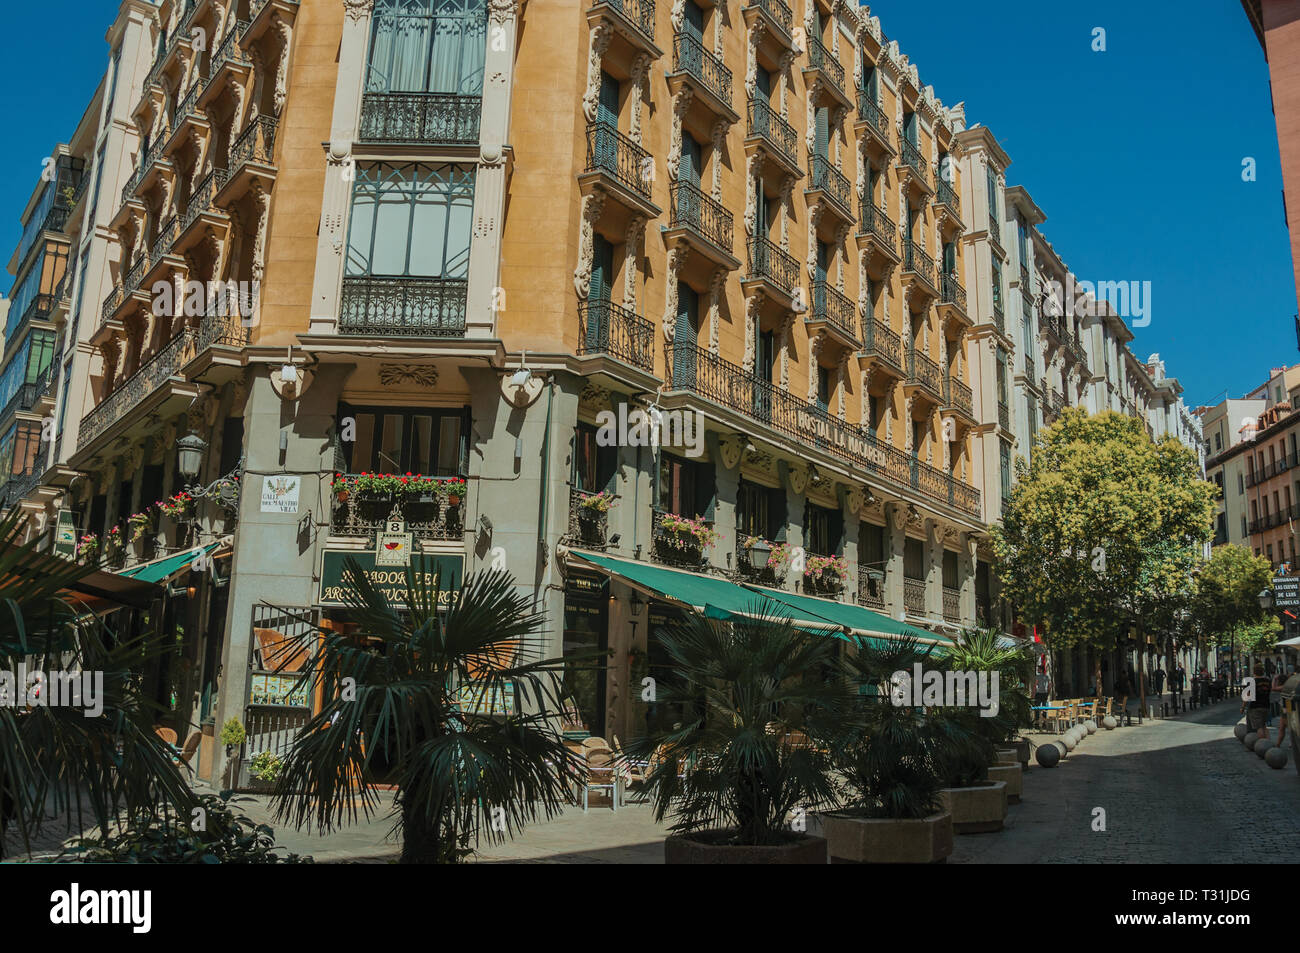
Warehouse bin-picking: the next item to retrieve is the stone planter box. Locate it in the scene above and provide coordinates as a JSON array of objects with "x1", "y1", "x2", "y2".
[
  {"x1": 822, "y1": 811, "x2": 953, "y2": 864},
  {"x1": 938, "y1": 780, "x2": 1008, "y2": 833},
  {"x1": 664, "y1": 832, "x2": 827, "y2": 864},
  {"x1": 987, "y1": 763, "x2": 1023, "y2": 803}
]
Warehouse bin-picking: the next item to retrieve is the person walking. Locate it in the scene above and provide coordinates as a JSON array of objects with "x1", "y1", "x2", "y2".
[
  {"x1": 1170, "y1": 664, "x2": 1185, "y2": 710},
  {"x1": 1153, "y1": 666, "x2": 1166, "y2": 698},
  {"x1": 1242, "y1": 664, "x2": 1273, "y2": 735},
  {"x1": 1115, "y1": 666, "x2": 1132, "y2": 723}
]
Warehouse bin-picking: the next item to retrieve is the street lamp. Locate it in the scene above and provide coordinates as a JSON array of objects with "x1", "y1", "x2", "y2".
[
  {"x1": 177, "y1": 433, "x2": 208, "y2": 481},
  {"x1": 176, "y1": 433, "x2": 242, "y2": 507}
]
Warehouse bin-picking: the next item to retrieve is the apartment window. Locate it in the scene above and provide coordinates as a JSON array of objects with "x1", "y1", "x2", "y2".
[
  {"x1": 1238, "y1": 472, "x2": 1244, "y2": 494},
  {"x1": 574, "y1": 423, "x2": 617, "y2": 494},
  {"x1": 995, "y1": 346, "x2": 1009, "y2": 405},
  {"x1": 0, "y1": 421, "x2": 42, "y2": 479},
  {"x1": 1000, "y1": 440, "x2": 1012, "y2": 501},
  {"x1": 103, "y1": 46, "x2": 120, "y2": 119},
  {"x1": 1017, "y1": 218, "x2": 1029, "y2": 269},
  {"x1": 366, "y1": 0, "x2": 487, "y2": 95},
  {"x1": 346, "y1": 162, "x2": 474, "y2": 278},
  {"x1": 0, "y1": 329, "x2": 56, "y2": 411},
  {"x1": 1215, "y1": 432, "x2": 1222, "y2": 452},
  {"x1": 738, "y1": 479, "x2": 785, "y2": 542},
  {"x1": 991, "y1": 259, "x2": 1003, "y2": 312},
  {"x1": 804, "y1": 502, "x2": 843, "y2": 555},
  {"x1": 338, "y1": 404, "x2": 468, "y2": 476},
  {"x1": 657, "y1": 453, "x2": 714, "y2": 519},
  {"x1": 1021, "y1": 311, "x2": 1034, "y2": 370},
  {"x1": 985, "y1": 164, "x2": 998, "y2": 217}
]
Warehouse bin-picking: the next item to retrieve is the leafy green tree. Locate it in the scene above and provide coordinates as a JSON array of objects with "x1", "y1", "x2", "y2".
[
  {"x1": 272, "y1": 562, "x2": 586, "y2": 863},
  {"x1": 1190, "y1": 544, "x2": 1274, "y2": 677},
  {"x1": 992, "y1": 409, "x2": 1215, "y2": 696},
  {"x1": 0, "y1": 512, "x2": 194, "y2": 859}
]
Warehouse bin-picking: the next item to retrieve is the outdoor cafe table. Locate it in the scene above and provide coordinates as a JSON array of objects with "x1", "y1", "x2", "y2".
[{"x1": 1031, "y1": 705, "x2": 1067, "y2": 732}]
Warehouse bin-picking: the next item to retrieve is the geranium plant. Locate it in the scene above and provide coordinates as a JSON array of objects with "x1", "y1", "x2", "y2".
[
  {"x1": 104, "y1": 525, "x2": 124, "y2": 553},
  {"x1": 805, "y1": 554, "x2": 849, "y2": 586},
  {"x1": 157, "y1": 492, "x2": 192, "y2": 519},
  {"x1": 249, "y1": 750, "x2": 284, "y2": 782},
  {"x1": 75, "y1": 534, "x2": 99, "y2": 561},
  {"x1": 127, "y1": 511, "x2": 152, "y2": 541},
  {"x1": 658, "y1": 512, "x2": 720, "y2": 551},
  {"x1": 579, "y1": 490, "x2": 616, "y2": 514},
  {"x1": 436, "y1": 477, "x2": 466, "y2": 503},
  {"x1": 767, "y1": 541, "x2": 794, "y2": 572}
]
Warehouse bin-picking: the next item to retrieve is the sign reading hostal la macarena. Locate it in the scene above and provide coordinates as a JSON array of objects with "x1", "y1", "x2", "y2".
[{"x1": 319, "y1": 551, "x2": 463, "y2": 608}]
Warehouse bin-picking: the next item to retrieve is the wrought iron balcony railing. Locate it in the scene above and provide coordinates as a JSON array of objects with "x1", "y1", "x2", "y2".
[
  {"x1": 746, "y1": 236, "x2": 799, "y2": 297},
  {"x1": 591, "y1": 0, "x2": 656, "y2": 43},
  {"x1": 997, "y1": 400, "x2": 1010, "y2": 431},
  {"x1": 359, "y1": 91, "x2": 481, "y2": 145},
  {"x1": 862, "y1": 315, "x2": 902, "y2": 372},
  {"x1": 943, "y1": 374, "x2": 973, "y2": 416},
  {"x1": 331, "y1": 485, "x2": 464, "y2": 542},
  {"x1": 0, "y1": 365, "x2": 52, "y2": 424},
  {"x1": 229, "y1": 115, "x2": 278, "y2": 172},
  {"x1": 121, "y1": 135, "x2": 169, "y2": 206},
  {"x1": 939, "y1": 273, "x2": 966, "y2": 313},
  {"x1": 670, "y1": 181, "x2": 733, "y2": 252},
  {"x1": 988, "y1": 212, "x2": 1001, "y2": 245},
  {"x1": 810, "y1": 280, "x2": 858, "y2": 341},
  {"x1": 992, "y1": 302, "x2": 1005, "y2": 334},
  {"x1": 857, "y1": 202, "x2": 896, "y2": 249},
  {"x1": 78, "y1": 329, "x2": 195, "y2": 450},
  {"x1": 857, "y1": 565, "x2": 885, "y2": 609},
  {"x1": 577, "y1": 298, "x2": 655, "y2": 372},
  {"x1": 942, "y1": 585, "x2": 960, "y2": 622},
  {"x1": 936, "y1": 179, "x2": 960, "y2": 216},
  {"x1": 566, "y1": 486, "x2": 615, "y2": 549},
  {"x1": 181, "y1": 167, "x2": 229, "y2": 234},
  {"x1": 807, "y1": 153, "x2": 851, "y2": 213},
  {"x1": 211, "y1": 19, "x2": 251, "y2": 76},
  {"x1": 672, "y1": 32, "x2": 732, "y2": 108},
  {"x1": 856, "y1": 93, "x2": 890, "y2": 141},
  {"x1": 749, "y1": 0, "x2": 792, "y2": 34},
  {"x1": 899, "y1": 138, "x2": 927, "y2": 179},
  {"x1": 339, "y1": 275, "x2": 469, "y2": 337},
  {"x1": 585, "y1": 121, "x2": 654, "y2": 202},
  {"x1": 747, "y1": 98, "x2": 799, "y2": 169},
  {"x1": 902, "y1": 241, "x2": 935, "y2": 288},
  {"x1": 903, "y1": 577, "x2": 926, "y2": 615},
  {"x1": 651, "y1": 507, "x2": 714, "y2": 569},
  {"x1": 906, "y1": 346, "x2": 943, "y2": 396},
  {"x1": 806, "y1": 35, "x2": 844, "y2": 92}
]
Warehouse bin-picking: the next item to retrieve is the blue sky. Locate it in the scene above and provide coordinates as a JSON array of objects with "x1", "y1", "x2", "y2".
[
  {"x1": 868, "y1": 0, "x2": 1295, "y2": 407},
  {"x1": 0, "y1": 0, "x2": 1293, "y2": 407}
]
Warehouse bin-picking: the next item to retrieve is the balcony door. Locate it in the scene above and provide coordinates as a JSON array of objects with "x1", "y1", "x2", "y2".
[
  {"x1": 943, "y1": 240, "x2": 957, "y2": 278},
  {"x1": 752, "y1": 328, "x2": 775, "y2": 423},
  {"x1": 585, "y1": 234, "x2": 615, "y2": 351},
  {"x1": 671, "y1": 281, "x2": 699, "y2": 390},
  {"x1": 592, "y1": 71, "x2": 620, "y2": 170},
  {"x1": 684, "y1": 0, "x2": 704, "y2": 44},
  {"x1": 814, "y1": 106, "x2": 829, "y2": 162},
  {"x1": 366, "y1": 0, "x2": 488, "y2": 96},
  {"x1": 903, "y1": 109, "x2": 918, "y2": 148}
]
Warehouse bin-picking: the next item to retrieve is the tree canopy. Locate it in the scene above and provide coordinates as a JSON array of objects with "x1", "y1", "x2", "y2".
[{"x1": 992, "y1": 409, "x2": 1215, "y2": 654}]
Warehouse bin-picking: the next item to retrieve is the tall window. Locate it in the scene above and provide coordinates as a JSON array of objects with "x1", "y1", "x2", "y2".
[
  {"x1": 346, "y1": 162, "x2": 474, "y2": 279},
  {"x1": 985, "y1": 164, "x2": 998, "y2": 217},
  {"x1": 995, "y1": 346, "x2": 1008, "y2": 405},
  {"x1": 574, "y1": 423, "x2": 617, "y2": 493},
  {"x1": 804, "y1": 502, "x2": 842, "y2": 555},
  {"x1": 366, "y1": 0, "x2": 487, "y2": 96},
  {"x1": 338, "y1": 404, "x2": 468, "y2": 476},
  {"x1": 999, "y1": 440, "x2": 1012, "y2": 501},
  {"x1": 991, "y1": 259, "x2": 1003, "y2": 313}
]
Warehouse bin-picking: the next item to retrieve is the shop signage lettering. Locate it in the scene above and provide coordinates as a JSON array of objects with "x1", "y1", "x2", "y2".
[
  {"x1": 795, "y1": 409, "x2": 885, "y2": 467},
  {"x1": 319, "y1": 550, "x2": 463, "y2": 607}
]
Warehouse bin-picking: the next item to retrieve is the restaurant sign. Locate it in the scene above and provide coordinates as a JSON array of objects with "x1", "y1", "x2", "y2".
[
  {"x1": 795, "y1": 408, "x2": 886, "y2": 468},
  {"x1": 1274, "y1": 575, "x2": 1300, "y2": 609},
  {"x1": 319, "y1": 550, "x2": 463, "y2": 608}
]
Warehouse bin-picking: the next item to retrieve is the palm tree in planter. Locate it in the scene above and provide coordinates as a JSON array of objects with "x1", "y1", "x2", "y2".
[
  {"x1": 271, "y1": 560, "x2": 590, "y2": 863},
  {"x1": 0, "y1": 511, "x2": 195, "y2": 858},
  {"x1": 626, "y1": 603, "x2": 855, "y2": 864},
  {"x1": 824, "y1": 635, "x2": 963, "y2": 863}
]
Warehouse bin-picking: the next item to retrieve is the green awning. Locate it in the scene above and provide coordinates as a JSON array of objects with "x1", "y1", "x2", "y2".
[
  {"x1": 118, "y1": 542, "x2": 222, "y2": 583},
  {"x1": 567, "y1": 550, "x2": 947, "y2": 647}
]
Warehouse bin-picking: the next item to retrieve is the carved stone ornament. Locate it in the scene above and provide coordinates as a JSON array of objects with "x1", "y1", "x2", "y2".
[
  {"x1": 379, "y1": 364, "x2": 438, "y2": 387},
  {"x1": 579, "y1": 382, "x2": 612, "y2": 410},
  {"x1": 716, "y1": 435, "x2": 743, "y2": 471},
  {"x1": 786, "y1": 463, "x2": 809, "y2": 496}
]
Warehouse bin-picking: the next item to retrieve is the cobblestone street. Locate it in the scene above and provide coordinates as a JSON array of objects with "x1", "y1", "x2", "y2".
[{"x1": 951, "y1": 700, "x2": 1300, "y2": 864}]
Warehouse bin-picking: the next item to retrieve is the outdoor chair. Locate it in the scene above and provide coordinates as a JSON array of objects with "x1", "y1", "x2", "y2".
[
  {"x1": 177, "y1": 730, "x2": 202, "y2": 766},
  {"x1": 581, "y1": 748, "x2": 620, "y2": 812},
  {"x1": 1046, "y1": 701, "x2": 1073, "y2": 734},
  {"x1": 154, "y1": 726, "x2": 178, "y2": 746}
]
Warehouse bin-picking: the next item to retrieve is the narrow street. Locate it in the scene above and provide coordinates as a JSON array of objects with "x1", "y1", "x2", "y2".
[{"x1": 952, "y1": 701, "x2": 1300, "y2": 864}]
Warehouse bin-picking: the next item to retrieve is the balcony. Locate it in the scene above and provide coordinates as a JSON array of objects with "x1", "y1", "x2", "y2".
[
  {"x1": 165, "y1": 75, "x2": 209, "y2": 156},
  {"x1": 906, "y1": 346, "x2": 943, "y2": 402},
  {"x1": 358, "y1": 91, "x2": 481, "y2": 145},
  {"x1": 581, "y1": 121, "x2": 658, "y2": 218},
  {"x1": 856, "y1": 203, "x2": 899, "y2": 271},
  {"x1": 587, "y1": 0, "x2": 657, "y2": 53},
  {"x1": 667, "y1": 181, "x2": 737, "y2": 268},
  {"x1": 857, "y1": 565, "x2": 885, "y2": 609},
  {"x1": 339, "y1": 275, "x2": 469, "y2": 337},
  {"x1": 807, "y1": 280, "x2": 860, "y2": 348},
  {"x1": 745, "y1": 98, "x2": 800, "y2": 177},
  {"x1": 942, "y1": 585, "x2": 960, "y2": 623},
  {"x1": 121, "y1": 136, "x2": 170, "y2": 206},
  {"x1": 860, "y1": 314, "x2": 903, "y2": 377},
  {"x1": 897, "y1": 139, "x2": 930, "y2": 190},
  {"x1": 805, "y1": 153, "x2": 853, "y2": 226},
  {"x1": 651, "y1": 508, "x2": 714, "y2": 570},
  {"x1": 991, "y1": 302, "x2": 1005, "y2": 335},
  {"x1": 577, "y1": 298, "x2": 656, "y2": 373},
  {"x1": 937, "y1": 273, "x2": 969, "y2": 324},
  {"x1": 855, "y1": 93, "x2": 892, "y2": 153},
  {"x1": 222, "y1": 115, "x2": 278, "y2": 199},
  {"x1": 745, "y1": 235, "x2": 799, "y2": 304},
  {"x1": 743, "y1": 0, "x2": 793, "y2": 43},
  {"x1": 0, "y1": 365, "x2": 53, "y2": 424},
  {"x1": 997, "y1": 400, "x2": 1010, "y2": 432},
  {"x1": 903, "y1": 577, "x2": 926, "y2": 616},
  {"x1": 669, "y1": 32, "x2": 735, "y2": 121},
  {"x1": 331, "y1": 484, "x2": 464, "y2": 542},
  {"x1": 176, "y1": 167, "x2": 230, "y2": 254},
  {"x1": 78, "y1": 329, "x2": 196, "y2": 451},
  {"x1": 805, "y1": 36, "x2": 850, "y2": 109},
  {"x1": 565, "y1": 487, "x2": 615, "y2": 549},
  {"x1": 209, "y1": 19, "x2": 252, "y2": 83},
  {"x1": 943, "y1": 374, "x2": 974, "y2": 420},
  {"x1": 988, "y1": 213, "x2": 1002, "y2": 247},
  {"x1": 664, "y1": 341, "x2": 980, "y2": 517},
  {"x1": 901, "y1": 241, "x2": 938, "y2": 302},
  {"x1": 934, "y1": 179, "x2": 961, "y2": 227}
]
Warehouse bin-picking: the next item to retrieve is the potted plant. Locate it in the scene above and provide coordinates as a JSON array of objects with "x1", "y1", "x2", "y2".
[
  {"x1": 438, "y1": 477, "x2": 466, "y2": 507},
  {"x1": 330, "y1": 474, "x2": 353, "y2": 504},
  {"x1": 75, "y1": 533, "x2": 99, "y2": 562},
  {"x1": 248, "y1": 750, "x2": 283, "y2": 793},
  {"x1": 625, "y1": 605, "x2": 854, "y2": 864},
  {"x1": 824, "y1": 635, "x2": 958, "y2": 863},
  {"x1": 741, "y1": 535, "x2": 773, "y2": 571},
  {"x1": 220, "y1": 717, "x2": 247, "y2": 790},
  {"x1": 127, "y1": 511, "x2": 152, "y2": 542},
  {"x1": 104, "y1": 525, "x2": 124, "y2": 558},
  {"x1": 805, "y1": 554, "x2": 849, "y2": 595},
  {"x1": 157, "y1": 491, "x2": 193, "y2": 520},
  {"x1": 656, "y1": 512, "x2": 720, "y2": 565}
]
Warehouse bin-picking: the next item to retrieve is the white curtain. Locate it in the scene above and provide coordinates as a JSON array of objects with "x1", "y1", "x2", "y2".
[{"x1": 369, "y1": 0, "x2": 486, "y2": 94}]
